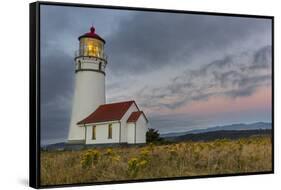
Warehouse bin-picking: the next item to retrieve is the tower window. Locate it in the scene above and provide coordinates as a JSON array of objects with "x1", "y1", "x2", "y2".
[
  {"x1": 78, "y1": 60, "x2": 82, "y2": 70},
  {"x1": 92, "y1": 126, "x2": 96, "y2": 140},
  {"x1": 99, "y1": 62, "x2": 102, "y2": 71},
  {"x1": 108, "y1": 124, "x2": 112, "y2": 139}
]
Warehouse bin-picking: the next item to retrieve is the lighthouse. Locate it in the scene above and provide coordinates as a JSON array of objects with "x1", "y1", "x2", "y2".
[
  {"x1": 67, "y1": 26, "x2": 148, "y2": 145},
  {"x1": 68, "y1": 27, "x2": 107, "y2": 144}
]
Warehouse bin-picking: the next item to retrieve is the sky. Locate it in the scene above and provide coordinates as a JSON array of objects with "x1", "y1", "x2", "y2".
[{"x1": 40, "y1": 5, "x2": 272, "y2": 145}]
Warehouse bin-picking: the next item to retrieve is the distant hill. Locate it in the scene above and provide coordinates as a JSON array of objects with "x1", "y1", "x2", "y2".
[
  {"x1": 160, "y1": 122, "x2": 271, "y2": 138},
  {"x1": 164, "y1": 129, "x2": 272, "y2": 142}
]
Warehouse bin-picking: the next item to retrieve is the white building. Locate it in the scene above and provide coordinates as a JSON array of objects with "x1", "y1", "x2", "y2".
[{"x1": 67, "y1": 27, "x2": 148, "y2": 145}]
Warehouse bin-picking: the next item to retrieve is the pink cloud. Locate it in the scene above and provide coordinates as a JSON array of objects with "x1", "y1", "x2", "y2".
[{"x1": 149, "y1": 85, "x2": 272, "y2": 117}]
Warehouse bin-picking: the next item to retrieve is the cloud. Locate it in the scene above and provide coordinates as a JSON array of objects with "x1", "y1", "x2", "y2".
[
  {"x1": 40, "y1": 5, "x2": 134, "y2": 57},
  {"x1": 107, "y1": 13, "x2": 271, "y2": 75},
  {"x1": 41, "y1": 48, "x2": 74, "y2": 101},
  {"x1": 134, "y1": 45, "x2": 272, "y2": 111},
  {"x1": 40, "y1": 47, "x2": 74, "y2": 144}
]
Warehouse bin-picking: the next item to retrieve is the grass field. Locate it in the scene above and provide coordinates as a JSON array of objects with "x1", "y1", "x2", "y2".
[{"x1": 40, "y1": 135, "x2": 272, "y2": 186}]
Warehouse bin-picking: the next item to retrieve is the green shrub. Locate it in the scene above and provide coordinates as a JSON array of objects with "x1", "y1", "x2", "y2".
[{"x1": 80, "y1": 150, "x2": 100, "y2": 169}]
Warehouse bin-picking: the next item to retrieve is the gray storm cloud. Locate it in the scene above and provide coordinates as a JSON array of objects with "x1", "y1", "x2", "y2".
[{"x1": 107, "y1": 13, "x2": 270, "y2": 75}]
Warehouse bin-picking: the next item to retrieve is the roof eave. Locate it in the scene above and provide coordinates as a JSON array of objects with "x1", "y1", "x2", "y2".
[
  {"x1": 78, "y1": 35, "x2": 106, "y2": 44},
  {"x1": 78, "y1": 120, "x2": 120, "y2": 126}
]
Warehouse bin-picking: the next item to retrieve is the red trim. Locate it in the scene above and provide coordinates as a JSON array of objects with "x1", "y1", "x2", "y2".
[{"x1": 78, "y1": 26, "x2": 106, "y2": 43}]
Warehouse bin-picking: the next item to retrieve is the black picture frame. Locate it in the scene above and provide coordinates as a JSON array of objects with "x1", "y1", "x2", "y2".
[{"x1": 29, "y1": 1, "x2": 274, "y2": 188}]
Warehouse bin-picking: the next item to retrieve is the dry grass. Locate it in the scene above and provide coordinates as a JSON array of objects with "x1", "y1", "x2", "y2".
[{"x1": 40, "y1": 135, "x2": 272, "y2": 186}]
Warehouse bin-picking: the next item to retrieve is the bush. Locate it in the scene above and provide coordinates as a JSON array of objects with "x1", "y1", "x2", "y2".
[
  {"x1": 80, "y1": 150, "x2": 100, "y2": 169},
  {"x1": 127, "y1": 156, "x2": 149, "y2": 177},
  {"x1": 146, "y1": 128, "x2": 162, "y2": 143}
]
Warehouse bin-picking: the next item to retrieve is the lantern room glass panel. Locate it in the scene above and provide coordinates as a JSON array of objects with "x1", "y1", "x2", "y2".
[{"x1": 79, "y1": 38, "x2": 104, "y2": 58}]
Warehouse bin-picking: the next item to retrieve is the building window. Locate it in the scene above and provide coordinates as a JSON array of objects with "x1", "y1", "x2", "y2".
[
  {"x1": 108, "y1": 124, "x2": 112, "y2": 139},
  {"x1": 92, "y1": 126, "x2": 96, "y2": 140}
]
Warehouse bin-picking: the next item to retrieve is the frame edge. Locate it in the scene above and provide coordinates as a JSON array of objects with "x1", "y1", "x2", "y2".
[{"x1": 29, "y1": 1, "x2": 40, "y2": 189}]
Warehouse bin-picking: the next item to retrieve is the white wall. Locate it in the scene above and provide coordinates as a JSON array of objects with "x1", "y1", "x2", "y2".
[
  {"x1": 135, "y1": 114, "x2": 148, "y2": 143},
  {"x1": 127, "y1": 114, "x2": 147, "y2": 144},
  {"x1": 127, "y1": 123, "x2": 135, "y2": 144},
  {"x1": 68, "y1": 57, "x2": 106, "y2": 142},
  {"x1": 85, "y1": 122, "x2": 120, "y2": 144},
  {"x1": 119, "y1": 103, "x2": 139, "y2": 142}
]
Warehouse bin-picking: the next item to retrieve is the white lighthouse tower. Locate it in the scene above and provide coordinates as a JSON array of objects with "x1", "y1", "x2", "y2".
[{"x1": 68, "y1": 27, "x2": 107, "y2": 144}]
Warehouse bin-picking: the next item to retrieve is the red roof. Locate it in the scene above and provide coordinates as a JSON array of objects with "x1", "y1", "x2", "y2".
[
  {"x1": 127, "y1": 111, "x2": 148, "y2": 123},
  {"x1": 78, "y1": 26, "x2": 105, "y2": 43},
  {"x1": 77, "y1": 101, "x2": 136, "y2": 125}
]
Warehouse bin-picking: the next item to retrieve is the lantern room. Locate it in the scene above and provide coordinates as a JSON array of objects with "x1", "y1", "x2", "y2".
[{"x1": 77, "y1": 26, "x2": 106, "y2": 59}]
